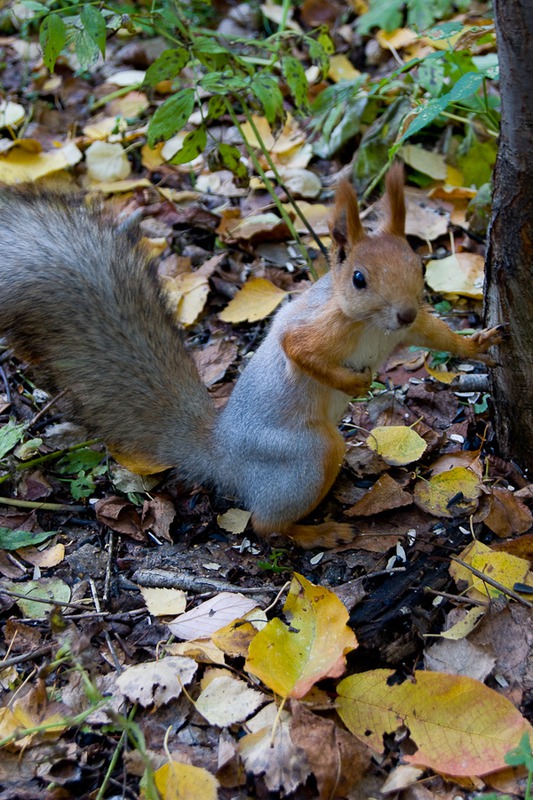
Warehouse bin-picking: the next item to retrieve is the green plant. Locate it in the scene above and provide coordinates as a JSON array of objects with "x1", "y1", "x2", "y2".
[{"x1": 475, "y1": 733, "x2": 533, "y2": 800}]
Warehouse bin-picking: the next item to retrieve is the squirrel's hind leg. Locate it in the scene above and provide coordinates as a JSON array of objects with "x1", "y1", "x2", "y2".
[{"x1": 250, "y1": 425, "x2": 355, "y2": 549}]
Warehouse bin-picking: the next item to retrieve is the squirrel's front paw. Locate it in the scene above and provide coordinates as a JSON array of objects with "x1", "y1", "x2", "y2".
[
  {"x1": 467, "y1": 323, "x2": 508, "y2": 362},
  {"x1": 348, "y1": 366, "x2": 372, "y2": 397}
]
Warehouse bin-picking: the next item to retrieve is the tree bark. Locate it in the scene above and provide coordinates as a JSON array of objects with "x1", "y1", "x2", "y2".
[{"x1": 485, "y1": 0, "x2": 533, "y2": 471}]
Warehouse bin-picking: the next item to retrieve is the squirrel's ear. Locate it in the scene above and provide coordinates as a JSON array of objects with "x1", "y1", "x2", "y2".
[
  {"x1": 382, "y1": 162, "x2": 406, "y2": 237},
  {"x1": 329, "y1": 180, "x2": 364, "y2": 249}
]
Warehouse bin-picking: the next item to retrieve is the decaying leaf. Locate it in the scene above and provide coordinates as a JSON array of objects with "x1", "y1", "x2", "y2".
[
  {"x1": 139, "y1": 587, "x2": 187, "y2": 617},
  {"x1": 167, "y1": 593, "x2": 258, "y2": 640},
  {"x1": 217, "y1": 508, "x2": 251, "y2": 534},
  {"x1": 116, "y1": 656, "x2": 197, "y2": 708},
  {"x1": 346, "y1": 473, "x2": 412, "y2": 517},
  {"x1": 425, "y1": 253, "x2": 484, "y2": 299},
  {"x1": 337, "y1": 669, "x2": 533, "y2": 776},
  {"x1": 245, "y1": 573, "x2": 357, "y2": 699},
  {"x1": 195, "y1": 671, "x2": 265, "y2": 726},
  {"x1": 162, "y1": 272, "x2": 210, "y2": 326}
]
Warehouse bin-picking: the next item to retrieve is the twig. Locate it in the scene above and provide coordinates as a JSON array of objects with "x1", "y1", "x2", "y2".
[
  {"x1": 424, "y1": 587, "x2": 489, "y2": 608},
  {"x1": 0, "y1": 644, "x2": 54, "y2": 670},
  {"x1": 29, "y1": 389, "x2": 67, "y2": 427},
  {"x1": 89, "y1": 578, "x2": 123, "y2": 674},
  {"x1": 0, "y1": 497, "x2": 86, "y2": 511},
  {"x1": 451, "y1": 556, "x2": 533, "y2": 607}
]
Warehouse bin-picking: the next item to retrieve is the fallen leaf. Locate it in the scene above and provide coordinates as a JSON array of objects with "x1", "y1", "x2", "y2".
[
  {"x1": 139, "y1": 587, "x2": 187, "y2": 617},
  {"x1": 0, "y1": 528, "x2": 57, "y2": 551},
  {"x1": 366, "y1": 426, "x2": 427, "y2": 466},
  {"x1": 327, "y1": 54, "x2": 361, "y2": 82},
  {"x1": 346, "y1": 473, "x2": 412, "y2": 516},
  {"x1": 425, "y1": 253, "x2": 484, "y2": 299},
  {"x1": 165, "y1": 640, "x2": 227, "y2": 665},
  {"x1": 153, "y1": 760, "x2": 218, "y2": 800},
  {"x1": 238, "y1": 702, "x2": 310, "y2": 793},
  {"x1": 94, "y1": 496, "x2": 144, "y2": 540},
  {"x1": 116, "y1": 656, "x2": 197, "y2": 708},
  {"x1": 337, "y1": 670, "x2": 533, "y2": 776},
  {"x1": 290, "y1": 700, "x2": 371, "y2": 800},
  {"x1": 414, "y1": 466, "x2": 482, "y2": 517},
  {"x1": 3, "y1": 577, "x2": 71, "y2": 618},
  {"x1": 217, "y1": 508, "x2": 251, "y2": 534},
  {"x1": 162, "y1": 272, "x2": 210, "y2": 326},
  {"x1": 219, "y1": 277, "x2": 287, "y2": 323},
  {"x1": 195, "y1": 672, "x2": 265, "y2": 725},
  {"x1": 401, "y1": 144, "x2": 447, "y2": 179},
  {"x1": 470, "y1": 551, "x2": 530, "y2": 598},
  {"x1": 85, "y1": 141, "x2": 131, "y2": 182},
  {"x1": 246, "y1": 573, "x2": 357, "y2": 699},
  {"x1": 0, "y1": 101, "x2": 25, "y2": 128},
  {"x1": 18, "y1": 543, "x2": 65, "y2": 568},
  {"x1": 106, "y1": 69, "x2": 146, "y2": 86},
  {"x1": 435, "y1": 606, "x2": 486, "y2": 641},
  {"x1": 480, "y1": 487, "x2": 533, "y2": 538},
  {"x1": 424, "y1": 637, "x2": 495, "y2": 681},
  {"x1": 167, "y1": 593, "x2": 258, "y2": 640},
  {"x1": 0, "y1": 141, "x2": 82, "y2": 183}
]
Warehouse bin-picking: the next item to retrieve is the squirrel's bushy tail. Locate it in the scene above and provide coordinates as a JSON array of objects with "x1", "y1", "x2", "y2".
[{"x1": 0, "y1": 187, "x2": 217, "y2": 481}]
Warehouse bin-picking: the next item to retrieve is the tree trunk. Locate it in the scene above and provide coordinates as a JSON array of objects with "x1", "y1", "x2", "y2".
[{"x1": 485, "y1": 0, "x2": 533, "y2": 471}]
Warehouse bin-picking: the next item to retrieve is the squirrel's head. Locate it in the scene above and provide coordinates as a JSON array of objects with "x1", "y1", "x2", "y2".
[{"x1": 328, "y1": 164, "x2": 424, "y2": 332}]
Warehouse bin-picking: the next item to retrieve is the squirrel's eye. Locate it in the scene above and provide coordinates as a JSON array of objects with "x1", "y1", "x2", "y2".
[{"x1": 352, "y1": 270, "x2": 366, "y2": 289}]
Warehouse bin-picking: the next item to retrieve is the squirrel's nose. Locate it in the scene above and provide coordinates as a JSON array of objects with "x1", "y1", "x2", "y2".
[{"x1": 396, "y1": 306, "x2": 417, "y2": 326}]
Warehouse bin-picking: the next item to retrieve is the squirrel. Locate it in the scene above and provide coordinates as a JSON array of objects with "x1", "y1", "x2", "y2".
[{"x1": 0, "y1": 165, "x2": 504, "y2": 549}]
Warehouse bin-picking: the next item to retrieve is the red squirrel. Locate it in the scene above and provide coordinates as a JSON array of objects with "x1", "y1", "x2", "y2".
[{"x1": 0, "y1": 166, "x2": 504, "y2": 548}]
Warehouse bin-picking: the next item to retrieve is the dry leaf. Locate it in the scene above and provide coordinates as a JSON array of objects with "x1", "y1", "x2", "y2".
[
  {"x1": 346, "y1": 473, "x2": 412, "y2": 517},
  {"x1": 167, "y1": 593, "x2": 258, "y2": 640},
  {"x1": 195, "y1": 673, "x2": 265, "y2": 726},
  {"x1": 328, "y1": 54, "x2": 361, "y2": 82},
  {"x1": 245, "y1": 573, "x2": 357, "y2": 699},
  {"x1": 0, "y1": 101, "x2": 25, "y2": 128},
  {"x1": 481, "y1": 487, "x2": 533, "y2": 538},
  {"x1": 85, "y1": 141, "x2": 131, "y2": 182},
  {"x1": 116, "y1": 657, "x2": 197, "y2": 708},
  {"x1": 139, "y1": 587, "x2": 187, "y2": 617},
  {"x1": 217, "y1": 508, "x2": 251, "y2": 534},
  {"x1": 337, "y1": 669, "x2": 533, "y2": 776},
  {"x1": 219, "y1": 277, "x2": 287, "y2": 323},
  {"x1": 425, "y1": 253, "x2": 484, "y2": 299},
  {"x1": 0, "y1": 141, "x2": 82, "y2": 183},
  {"x1": 162, "y1": 272, "x2": 210, "y2": 326},
  {"x1": 401, "y1": 145, "x2": 447, "y2": 179}
]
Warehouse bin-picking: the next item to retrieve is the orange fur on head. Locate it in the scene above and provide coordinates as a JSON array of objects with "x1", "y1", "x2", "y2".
[{"x1": 329, "y1": 180, "x2": 364, "y2": 248}]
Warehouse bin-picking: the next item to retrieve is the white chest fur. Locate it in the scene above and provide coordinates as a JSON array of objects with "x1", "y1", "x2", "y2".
[{"x1": 345, "y1": 324, "x2": 407, "y2": 373}]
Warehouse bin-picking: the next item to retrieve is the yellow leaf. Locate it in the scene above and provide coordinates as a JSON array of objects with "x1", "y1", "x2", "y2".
[
  {"x1": 245, "y1": 573, "x2": 357, "y2": 699},
  {"x1": 471, "y1": 551, "x2": 530, "y2": 598},
  {"x1": 0, "y1": 101, "x2": 25, "y2": 128},
  {"x1": 0, "y1": 141, "x2": 82, "y2": 184},
  {"x1": 85, "y1": 141, "x2": 131, "y2": 182},
  {"x1": 153, "y1": 760, "x2": 218, "y2": 800},
  {"x1": 414, "y1": 466, "x2": 481, "y2": 517},
  {"x1": 328, "y1": 54, "x2": 361, "y2": 82},
  {"x1": 366, "y1": 426, "x2": 427, "y2": 466},
  {"x1": 219, "y1": 277, "x2": 287, "y2": 323},
  {"x1": 425, "y1": 253, "x2": 484, "y2": 299},
  {"x1": 377, "y1": 27, "x2": 418, "y2": 50},
  {"x1": 87, "y1": 178, "x2": 152, "y2": 194},
  {"x1": 337, "y1": 670, "x2": 533, "y2": 776},
  {"x1": 162, "y1": 273, "x2": 210, "y2": 326},
  {"x1": 139, "y1": 587, "x2": 187, "y2": 617},
  {"x1": 424, "y1": 356, "x2": 460, "y2": 384},
  {"x1": 437, "y1": 606, "x2": 486, "y2": 640}
]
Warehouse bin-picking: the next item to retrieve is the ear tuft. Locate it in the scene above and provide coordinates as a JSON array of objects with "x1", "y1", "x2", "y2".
[
  {"x1": 383, "y1": 162, "x2": 406, "y2": 237},
  {"x1": 329, "y1": 180, "x2": 364, "y2": 248}
]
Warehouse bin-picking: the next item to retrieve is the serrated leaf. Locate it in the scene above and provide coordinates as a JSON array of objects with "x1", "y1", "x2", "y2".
[
  {"x1": 39, "y1": 13, "x2": 66, "y2": 72},
  {"x1": 251, "y1": 74, "x2": 284, "y2": 128},
  {"x1": 0, "y1": 420, "x2": 26, "y2": 459},
  {"x1": 168, "y1": 126, "x2": 207, "y2": 165},
  {"x1": 0, "y1": 528, "x2": 57, "y2": 551},
  {"x1": 245, "y1": 573, "x2": 357, "y2": 699},
  {"x1": 337, "y1": 670, "x2": 533, "y2": 776},
  {"x1": 281, "y1": 56, "x2": 309, "y2": 113},
  {"x1": 366, "y1": 426, "x2": 427, "y2": 466},
  {"x1": 147, "y1": 89, "x2": 195, "y2": 147},
  {"x1": 144, "y1": 47, "x2": 189, "y2": 87},
  {"x1": 80, "y1": 4, "x2": 106, "y2": 57}
]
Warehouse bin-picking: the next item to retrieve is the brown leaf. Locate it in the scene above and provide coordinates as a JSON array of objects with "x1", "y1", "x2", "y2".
[
  {"x1": 94, "y1": 496, "x2": 144, "y2": 540},
  {"x1": 492, "y1": 533, "x2": 533, "y2": 565},
  {"x1": 290, "y1": 701, "x2": 370, "y2": 799},
  {"x1": 346, "y1": 473, "x2": 412, "y2": 517},
  {"x1": 481, "y1": 487, "x2": 533, "y2": 537},
  {"x1": 141, "y1": 494, "x2": 176, "y2": 543},
  {"x1": 192, "y1": 339, "x2": 238, "y2": 387}
]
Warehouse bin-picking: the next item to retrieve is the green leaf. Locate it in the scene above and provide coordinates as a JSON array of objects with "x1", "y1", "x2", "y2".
[
  {"x1": 73, "y1": 27, "x2": 101, "y2": 71},
  {"x1": 281, "y1": 56, "x2": 309, "y2": 113},
  {"x1": 200, "y1": 71, "x2": 248, "y2": 93},
  {"x1": 147, "y1": 88, "x2": 195, "y2": 147},
  {"x1": 80, "y1": 4, "x2": 106, "y2": 57},
  {"x1": 211, "y1": 143, "x2": 248, "y2": 182},
  {"x1": 144, "y1": 47, "x2": 189, "y2": 87},
  {"x1": 0, "y1": 528, "x2": 57, "y2": 551},
  {"x1": 206, "y1": 94, "x2": 227, "y2": 121},
  {"x1": 168, "y1": 126, "x2": 207, "y2": 164},
  {"x1": 250, "y1": 74, "x2": 284, "y2": 128},
  {"x1": 0, "y1": 420, "x2": 26, "y2": 459},
  {"x1": 394, "y1": 72, "x2": 485, "y2": 151},
  {"x1": 307, "y1": 36, "x2": 330, "y2": 78},
  {"x1": 56, "y1": 447, "x2": 104, "y2": 474},
  {"x1": 39, "y1": 13, "x2": 67, "y2": 72}
]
